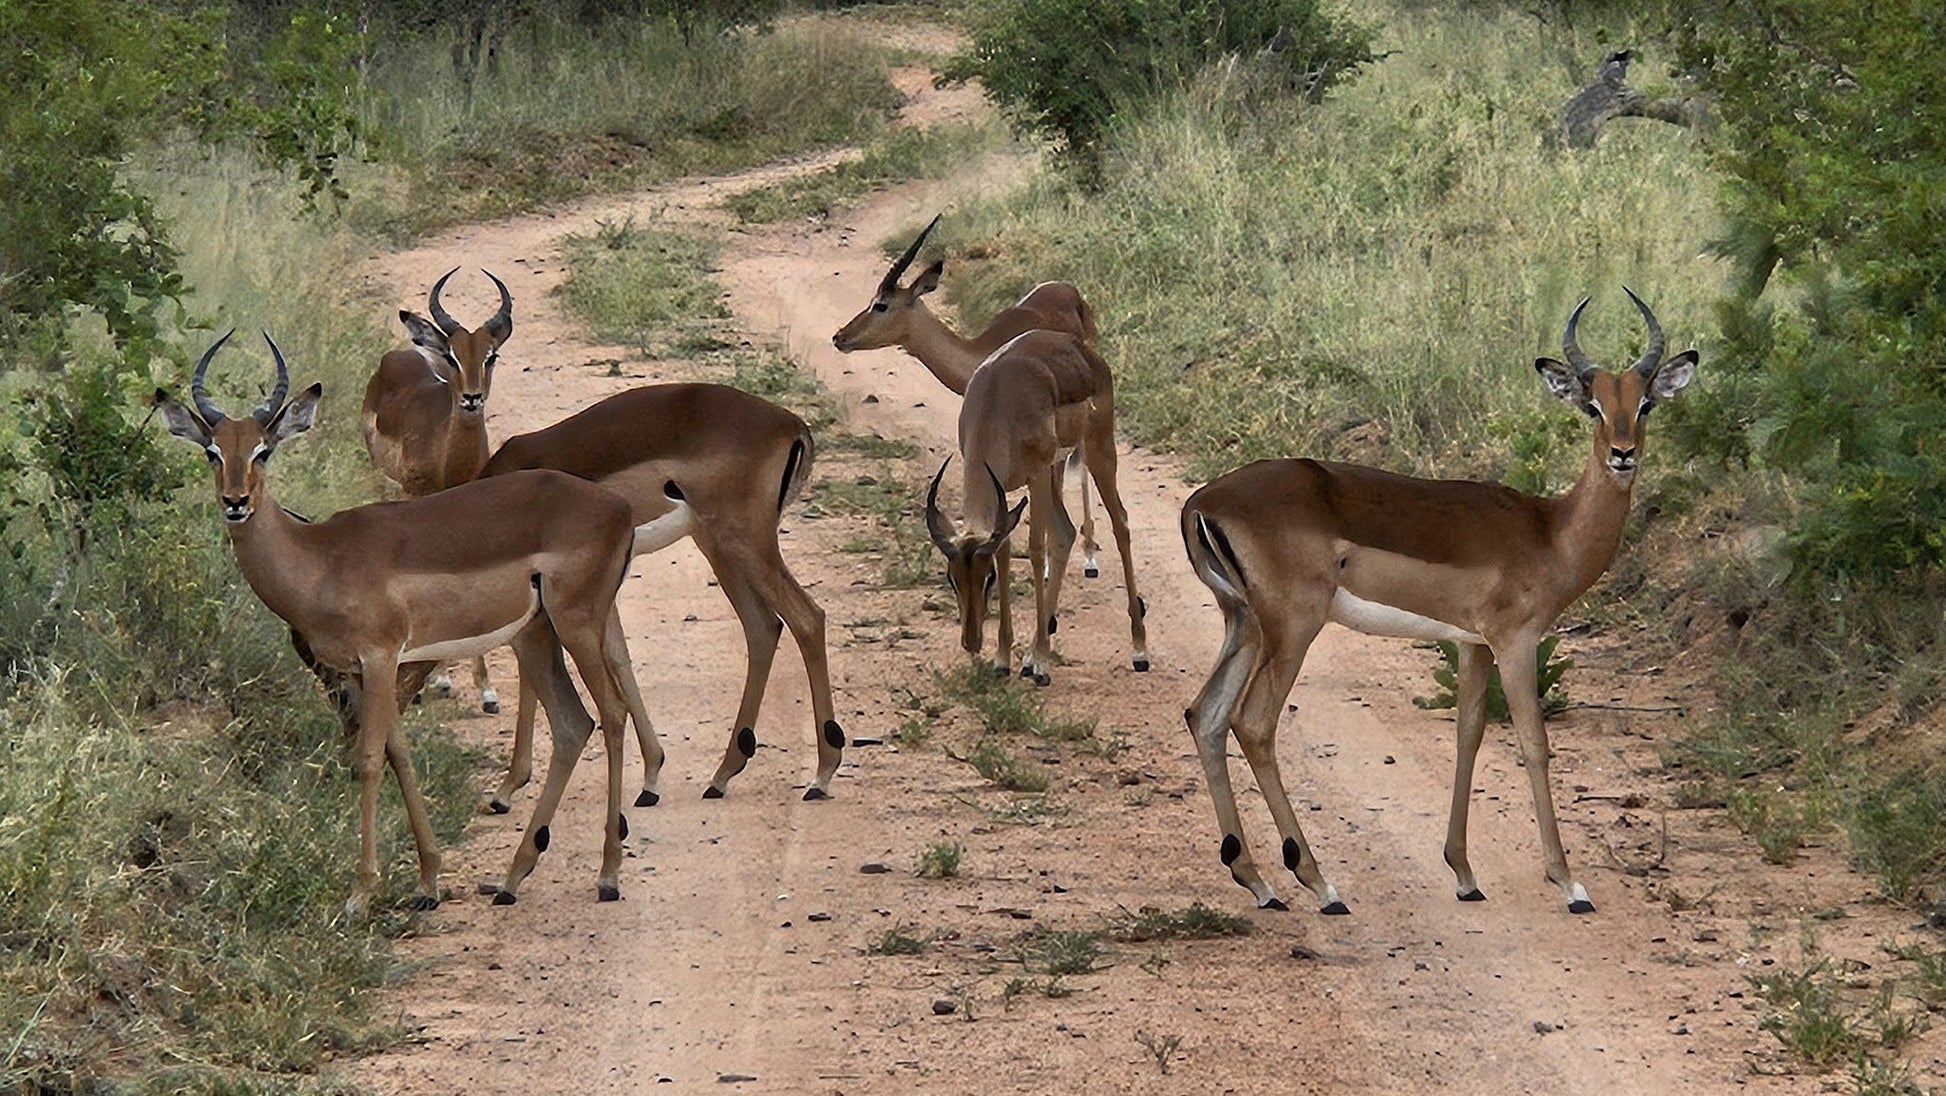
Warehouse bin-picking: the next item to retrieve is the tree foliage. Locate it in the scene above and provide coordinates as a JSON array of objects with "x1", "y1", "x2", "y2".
[
  {"x1": 944, "y1": 0, "x2": 1377, "y2": 175},
  {"x1": 1665, "y1": 0, "x2": 1946, "y2": 585}
]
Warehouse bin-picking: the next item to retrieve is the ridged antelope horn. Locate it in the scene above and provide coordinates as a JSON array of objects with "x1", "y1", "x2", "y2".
[
  {"x1": 879, "y1": 214, "x2": 942, "y2": 296},
  {"x1": 1622, "y1": 285, "x2": 1665, "y2": 376},
  {"x1": 482, "y1": 268, "x2": 514, "y2": 342},
  {"x1": 192, "y1": 329, "x2": 236, "y2": 424},
  {"x1": 924, "y1": 456, "x2": 957, "y2": 554},
  {"x1": 1561, "y1": 295, "x2": 1597, "y2": 378},
  {"x1": 256, "y1": 330, "x2": 290, "y2": 424},
  {"x1": 427, "y1": 266, "x2": 462, "y2": 334}
]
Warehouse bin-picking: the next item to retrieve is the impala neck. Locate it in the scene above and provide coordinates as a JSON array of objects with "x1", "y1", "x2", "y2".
[
  {"x1": 223, "y1": 482, "x2": 320, "y2": 628},
  {"x1": 1550, "y1": 433, "x2": 1635, "y2": 596},
  {"x1": 446, "y1": 404, "x2": 491, "y2": 481},
  {"x1": 900, "y1": 307, "x2": 983, "y2": 395}
]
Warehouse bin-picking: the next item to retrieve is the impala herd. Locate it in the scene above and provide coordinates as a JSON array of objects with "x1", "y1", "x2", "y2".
[{"x1": 155, "y1": 219, "x2": 1696, "y2": 923}]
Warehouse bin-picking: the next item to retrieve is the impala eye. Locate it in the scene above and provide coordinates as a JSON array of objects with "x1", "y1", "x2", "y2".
[
  {"x1": 871, "y1": 301, "x2": 888, "y2": 313},
  {"x1": 1582, "y1": 402, "x2": 1602, "y2": 419}
]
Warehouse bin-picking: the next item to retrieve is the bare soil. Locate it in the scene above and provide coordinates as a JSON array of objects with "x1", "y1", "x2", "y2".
[{"x1": 351, "y1": 28, "x2": 1944, "y2": 1096}]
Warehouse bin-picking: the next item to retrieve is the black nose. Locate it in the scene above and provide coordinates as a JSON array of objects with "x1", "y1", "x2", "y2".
[
  {"x1": 1610, "y1": 447, "x2": 1637, "y2": 466},
  {"x1": 459, "y1": 393, "x2": 485, "y2": 413}
]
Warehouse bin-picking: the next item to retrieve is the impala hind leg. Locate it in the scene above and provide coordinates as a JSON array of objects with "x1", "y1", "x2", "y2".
[
  {"x1": 1495, "y1": 635, "x2": 1592, "y2": 914},
  {"x1": 1082, "y1": 438, "x2": 1148, "y2": 671},
  {"x1": 700, "y1": 543, "x2": 787, "y2": 799},
  {"x1": 759, "y1": 550, "x2": 842, "y2": 800},
  {"x1": 1233, "y1": 619, "x2": 1344, "y2": 915},
  {"x1": 1443, "y1": 643, "x2": 1492, "y2": 902},
  {"x1": 991, "y1": 534, "x2": 1017, "y2": 678},
  {"x1": 1019, "y1": 466, "x2": 1068, "y2": 685},
  {"x1": 492, "y1": 623, "x2": 598, "y2": 904},
  {"x1": 1064, "y1": 447, "x2": 1100, "y2": 578},
  {"x1": 491, "y1": 663, "x2": 537, "y2": 814},
  {"x1": 606, "y1": 608, "x2": 663, "y2": 808},
  {"x1": 1186, "y1": 604, "x2": 1285, "y2": 909}
]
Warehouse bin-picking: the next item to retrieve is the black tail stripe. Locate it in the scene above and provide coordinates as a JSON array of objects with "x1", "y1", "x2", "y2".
[
  {"x1": 777, "y1": 437, "x2": 805, "y2": 515},
  {"x1": 1200, "y1": 514, "x2": 1247, "y2": 589}
]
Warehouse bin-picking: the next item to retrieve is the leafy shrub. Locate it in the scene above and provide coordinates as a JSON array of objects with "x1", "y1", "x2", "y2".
[
  {"x1": 1412, "y1": 637, "x2": 1572, "y2": 722},
  {"x1": 944, "y1": 0, "x2": 1377, "y2": 175}
]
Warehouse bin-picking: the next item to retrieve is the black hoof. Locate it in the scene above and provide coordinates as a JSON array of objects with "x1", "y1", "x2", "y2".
[
  {"x1": 482, "y1": 700, "x2": 500, "y2": 715},
  {"x1": 406, "y1": 894, "x2": 439, "y2": 911},
  {"x1": 1084, "y1": 565, "x2": 1099, "y2": 578},
  {"x1": 491, "y1": 890, "x2": 517, "y2": 906},
  {"x1": 1260, "y1": 897, "x2": 1290, "y2": 911},
  {"x1": 803, "y1": 786, "x2": 830, "y2": 801},
  {"x1": 1458, "y1": 888, "x2": 1487, "y2": 902},
  {"x1": 1032, "y1": 672, "x2": 1050, "y2": 687},
  {"x1": 1568, "y1": 899, "x2": 1596, "y2": 915},
  {"x1": 634, "y1": 789, "x2": 660, "y2": 808},
  {"x1": 1320, "y1": 901, "x2": 1351, "y2": 916},
  {"x1": 1019, "y1": 664, "x2": 1034, "y2": 679},
  {"x1": 487, "y1": 798, "x2": 511, "y2": 815},
  {"x1": 597, "y1": 884, "x2": 621, "y2": 903},
  {"x1": 1132, "y1": 658, "x2": 1150, "y2": 672},
  {"x1": 702, "y1": 786, "x2": 725, "y2": 800}
]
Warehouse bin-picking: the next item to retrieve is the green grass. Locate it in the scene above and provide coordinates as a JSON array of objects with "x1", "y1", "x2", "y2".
[
  {"x1": 1020, "y1": 929, "x2": 1105, "y2": 976},
  {"x1": 963, "y1": 739, "x2": 1049, "y2": 793},
  {"x1": 1106, "y1": 903, "x2": 1253, "y2": 942},
  {"x1": 868, "y1": 926, "x2": 931, "y2": 956},
  {"x1": 936, "y1": 664, "x2": 1101, "y2": 745},
  {"x1": 725, "y1": 121, "x2": 1002, "y2": 224},
  {"x1": 555, "y1": 220, "x2": 732, "y2": 358},
  {"x1": 914, "y1": 840, "x2": 965, "y2": 879},
  {"x1": 810, "y1": 472, "x2": 935, "y2": 587},
  {"x1": 350, "y1": 14, "x2": 903, "y2": 240}
]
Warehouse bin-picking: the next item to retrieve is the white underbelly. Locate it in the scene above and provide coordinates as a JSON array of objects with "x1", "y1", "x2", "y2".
[
  {"x1": 631, "y1": 499, "x2": 694, "y2": 556},
  {"x1": 1328, "y1": 589, "x2": 1484, "y2": 646},
  {"x1": 401, "y1": 585, "x2": 540, "y2": 662}
]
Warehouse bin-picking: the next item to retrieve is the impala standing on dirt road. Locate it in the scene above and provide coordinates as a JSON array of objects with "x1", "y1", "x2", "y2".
[
  {"x1": 158, "y1": 331, "x2": 642, "y2": 913},
  {"x1": 1181, "y1": 290, "x2": 1696, "y2": 915},
  {"x1": 362, "y1": 267, "x2": 515, "y2": 713},
  {"x1": 833, "y1": 214, "x2": 1106, "y2": 579}
]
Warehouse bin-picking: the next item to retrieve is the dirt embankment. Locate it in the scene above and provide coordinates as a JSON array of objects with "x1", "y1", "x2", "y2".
[{"x1": 353, "y1": 36, "x2": 1936, "y2": 1096}]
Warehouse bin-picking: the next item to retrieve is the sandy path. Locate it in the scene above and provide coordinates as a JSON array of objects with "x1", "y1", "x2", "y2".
[{"x1": 346, "y1": 36, "x2": 1926, "y2": 1096}]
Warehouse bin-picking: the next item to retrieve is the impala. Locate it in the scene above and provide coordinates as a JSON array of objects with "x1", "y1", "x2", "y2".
[
  {"x1": 1180, "y1": 290, "x2": 1696, "y2": 915},
  {"x1": 923, "y1": 329, "x2": 1148, "y2": 684},
  {"x1": 363, "y1": 267, "x2": 515, "y2": 712},
  {"x1": 159, "y1": 331, "x2": 640, "y2": 912},
  {"x1": 479, "y1": 383, "x2": 842, "y2": 803},
  {"x1": 834, "y1": 215, "x2": 1105, "y2": 578}
]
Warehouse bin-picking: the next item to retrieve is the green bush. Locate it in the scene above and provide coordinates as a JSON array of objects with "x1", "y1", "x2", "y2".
[
  {"x1": 944, "y1": 0, "x2": 1376, "y2": 175},
  {"x1": 1413, "y1": 637, "x2": 1573, "y2": 722}
]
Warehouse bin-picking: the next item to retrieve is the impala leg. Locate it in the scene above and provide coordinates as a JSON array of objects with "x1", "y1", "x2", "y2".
[
  {"x1": 1443, "y1": 643, "x2": 1492, "y2": 902},
  {"x1": 606, "y1": 608, "x2": 663, "y2": 808},
  {"x1": 1034, "y1": 461, "x2": 1078, "y2": 669},
  {"x1": 384, "y1": 725, "x2": 443, "y2": 909},
  {"x1": 1083, "y1": 439, "x2": 1148, "y2": 671},
  {"x1": 471, "y1": 654, "x2": 499, "y2": 714},
  {"x1": 1186, "y1": 604, "x2": 1281, "y2": 909},
  {"x1": 491, "y1": 662, "x2": 538, "y2": 814},
  {"x1": 1065, "y1": 447, "x2": 1100, "y2": 578},
  {"x1": 1233, "y1": 625, "x2": 1344, "y2": 914},
  {"x1": 701, "y1": 544, "x2": 785, "y2": 799},
  {"x1": 559, "y1": 615, "x2": 632, "y2": 902},
  {"x1": 1019, "y1": 468, "x2": 1059, "y2": 686},
  {"x1": 1496, "y1": 637, "x2": 1592, "y2": 914},
  {"x1": 991, "y1": 534, "x2": 1016, "y2": 677},
  {"x1": 348, "y1": 650, "x2": 403, "y2": 917},
  {"x1": 492, "y1": 622, "x2": 594, "y2": 904},
  {"x1": 758, "y1": 551, "x2": 841, "y2": 800}
]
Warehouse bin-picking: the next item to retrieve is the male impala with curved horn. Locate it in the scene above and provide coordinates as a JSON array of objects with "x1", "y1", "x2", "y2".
[
  {"x1": 834, "y1": 215, "x2": 1106, "y2": 578},
  {"x1": 924, "y1": 329, "x2": 1148, "y2": 684},
  {"x1": 1180, "y1": 290, "x2": 1696, "y2": 915},
  {"x1": 362, "y1": 267, "x2": 515, "y2": 712},
  {"x1": 158, "y1": 332, "x2": 639, "y2": 912},
  {"x1": 479, "y1": 383, "x2": 841, "y2": 803}
]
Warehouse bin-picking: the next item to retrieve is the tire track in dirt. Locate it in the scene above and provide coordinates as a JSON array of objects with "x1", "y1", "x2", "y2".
[{"x1": 348, "y1": 34, "x2": 1894, "y2": 1096}]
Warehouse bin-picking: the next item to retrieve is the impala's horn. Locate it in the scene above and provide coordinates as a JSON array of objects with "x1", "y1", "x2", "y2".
[
  {"x1": 256, "y1": 330, "x2": 290, "y2": 424},
  {"x1": 1561, "y1": 295, "x2": 1597, "y2": 379},
  {"x1": 879, "y1": 214, "x2": 942, "y2": 296},
  {"x1": 924, "y1": 456, "x2": 957, "y2": 554},
  {"x1": 1622, "y1": 285, "x2": 1665, "y2": 377},
  {"x1": 192, "y1": 329, "x2": 236, "y2": 425},
  {"x1": 427, "y1": 266, "x2": 462, "y2": 334},
  {"x1": 482, "y1": 268, "x2": 514, "y2": 343}
]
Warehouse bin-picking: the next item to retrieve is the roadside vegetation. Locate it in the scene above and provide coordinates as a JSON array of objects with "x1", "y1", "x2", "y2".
[{"x1": 0, "y1": 1, "x2": 905, "y2": 1089}]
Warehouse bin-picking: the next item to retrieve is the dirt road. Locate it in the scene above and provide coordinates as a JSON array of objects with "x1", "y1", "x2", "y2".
[{"x1": 352, "y1": 38, "x2": 1922, "y2": 1096}]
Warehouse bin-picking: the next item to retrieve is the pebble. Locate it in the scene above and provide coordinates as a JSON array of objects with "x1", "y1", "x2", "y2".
[
  {"x1": 859, "y1": 861, "x2": 891, "y2": 874},
  {"x1": 717, "y1": 1073, "x2": 757, "y2": 1083},
  {"x1": 932, "y1": 998, "x2": 958, "y2": 1015},
  {"x1": 1289, "y1": 945, "x2": 1320, "y2": 961}
]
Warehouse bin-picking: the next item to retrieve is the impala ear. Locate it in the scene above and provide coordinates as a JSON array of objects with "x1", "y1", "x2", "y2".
[
  {"x1": 265, "y1": 383, "x2": 323, "y2": 451},
  {"x1": 400, "y1": 311, "x2": 449, "y2": 353},
  {"x1": 996, "y1": 495, "x2": 1028, "y2": 540},
  {"x1": 155, "y1": 391, "x2": 212, "y2": 447},
  {"x1": 909, "y1": 259, "x2": 944, "y2": 298},
  {"x1": 1650, "y1": 350, "x2": 1698, "y2": 401},
  {"x1": 1534, "y1": 357, "x2": 1589, "y2": 405}
]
